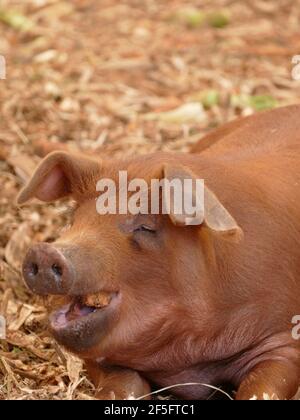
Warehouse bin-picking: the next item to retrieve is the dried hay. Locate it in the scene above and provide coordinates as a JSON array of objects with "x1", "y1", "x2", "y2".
[{"x1": 1, "y1": 0, "x2": 300, "y2": 400}]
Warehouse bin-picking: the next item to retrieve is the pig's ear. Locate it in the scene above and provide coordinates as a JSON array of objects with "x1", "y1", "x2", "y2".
[
  {"x1": 17, "y1": 151, "x2": 100, "y2": 205},
  {"x1": 163, "y1": 164, "x2": 243, "y2": 239}
]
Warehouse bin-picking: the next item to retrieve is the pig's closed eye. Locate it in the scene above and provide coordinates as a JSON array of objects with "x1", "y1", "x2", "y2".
[
  {"x1": 134, "y1": 225, "x2": 157, "y2": 234},
  {"x1": 130, "y1": 223, "x2": 159, "y2": 250}
]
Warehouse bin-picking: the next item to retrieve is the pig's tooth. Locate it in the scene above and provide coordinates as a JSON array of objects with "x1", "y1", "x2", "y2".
[{"x1": 83, "y1": 292, "x2": 112, "y2": 308}]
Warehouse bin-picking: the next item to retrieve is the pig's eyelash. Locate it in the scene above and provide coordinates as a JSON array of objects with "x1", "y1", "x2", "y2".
[{"x1": 134, "y1": 225, "x2": 157, "y2": 234}]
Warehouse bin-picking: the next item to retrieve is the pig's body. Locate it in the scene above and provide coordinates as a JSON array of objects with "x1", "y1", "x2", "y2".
[
  {"x1": 19, "y1": 105, "x2": 300, "y2": 400},
  {"x1": 143, "y1": 106, "x2": 300, "y2": 398}
]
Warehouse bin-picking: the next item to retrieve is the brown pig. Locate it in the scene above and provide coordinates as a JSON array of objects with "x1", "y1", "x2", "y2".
[{"x1": 18, "y1": 105, "x2": 300, "y2": 400}]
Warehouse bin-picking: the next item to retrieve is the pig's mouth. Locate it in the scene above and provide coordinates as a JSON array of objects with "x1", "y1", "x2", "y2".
[
  {"x1": 50, "y1": 292, "x2": 115, "y2": 327},
  {"x1": 49, "y1": 291, "x2": 120, "y2": 352}
]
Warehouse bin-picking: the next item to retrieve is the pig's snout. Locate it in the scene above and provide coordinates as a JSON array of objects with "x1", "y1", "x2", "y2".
[{"x1": 23, "y1": 243, "x2": 74, "y2": 295}]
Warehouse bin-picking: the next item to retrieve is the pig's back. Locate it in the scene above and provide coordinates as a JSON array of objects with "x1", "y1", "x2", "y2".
[
  {"x1": 192, "y1": 105, "x2": 300, "y2": 161},
  {"x1": 191, "y1": 104, "x2": 300, "y2": 220}
]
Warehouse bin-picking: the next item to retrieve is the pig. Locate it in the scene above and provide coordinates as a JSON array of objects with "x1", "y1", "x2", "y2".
[{"x1": 18, "y1": 104, "x2": 300, "y2": 400}]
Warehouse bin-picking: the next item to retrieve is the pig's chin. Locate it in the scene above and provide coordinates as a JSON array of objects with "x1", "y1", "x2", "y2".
[{"x1": 49, "y1": 292, "x2": 120, "y2": 352}]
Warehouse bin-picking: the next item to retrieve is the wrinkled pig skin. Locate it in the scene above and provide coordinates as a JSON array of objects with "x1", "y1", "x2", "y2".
[{"x1": 19, "y1": 105, "x2": 300, "y2": 400}]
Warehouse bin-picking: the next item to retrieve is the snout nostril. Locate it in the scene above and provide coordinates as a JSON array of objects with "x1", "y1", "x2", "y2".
[
  {"x1": 30, "y1": 263, "x2": 39, "y2": 276},
  {"x1": 52, "y1": 264, "x2": 63, "y2": 277},
  {"x1": 23, "y1": 244, "x2": 71, "y2": 295}
]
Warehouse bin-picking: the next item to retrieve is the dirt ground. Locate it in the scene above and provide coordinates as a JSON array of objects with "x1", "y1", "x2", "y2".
[{"x1": 1, "y1": 0, "x2": 300, "y2": 400}]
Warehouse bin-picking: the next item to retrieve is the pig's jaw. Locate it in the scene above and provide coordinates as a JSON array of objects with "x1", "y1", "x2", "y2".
[{"x1": 49, "y1": 292, "x2": 120, "y2": 352}]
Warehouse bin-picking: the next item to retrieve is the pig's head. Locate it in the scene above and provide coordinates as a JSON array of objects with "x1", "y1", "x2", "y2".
[{"x1": 18, "y1": 152, "x2": 242, "y2": 370}]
